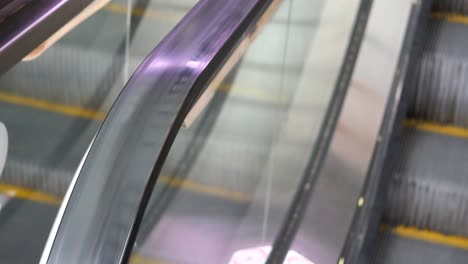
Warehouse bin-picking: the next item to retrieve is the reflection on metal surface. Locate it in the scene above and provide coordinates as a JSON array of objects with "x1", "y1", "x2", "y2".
[
  {"x1": 42, "y1": 0, "x2": 279, "y2": 263},
  {"x1": 357, "y1": 197, "x2": 364, "y2": 207},
  {"x1": 289, "y1": 0, "x2": 414, "y2": 263},
  {"x1": 0, "y1": 0, "x2": 91, "y2": 74},
  {"x1": 266, "y1": 0, "x2": 365, "y2": 262}
]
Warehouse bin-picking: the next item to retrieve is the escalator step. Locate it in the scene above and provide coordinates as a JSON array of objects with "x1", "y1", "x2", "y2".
[
  {"x1": 384, "y1": 128, "x2": 468, "y2": 236},
  {"x1": 372, "y1": 229, "x2": 468, "y2": 263},
  {"x1": 433, "y1": 0, "x2": 468, "y2": 15},
  {"x1": 408, "y1": 18, "x2": 468, "y2": 127}
]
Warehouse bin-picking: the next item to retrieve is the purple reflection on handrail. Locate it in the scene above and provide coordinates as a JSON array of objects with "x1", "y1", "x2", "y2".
[{"x1": 1, "y1": 0, "x2": 69, "y2": 52}]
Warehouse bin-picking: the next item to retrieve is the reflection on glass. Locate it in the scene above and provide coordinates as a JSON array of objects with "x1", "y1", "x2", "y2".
[
  {"x1": 131, "y1": 0, "x2": 360, "y2": 263},
  {"x1": 0, "y1": 1, "x2": 191, "y2": 262}
]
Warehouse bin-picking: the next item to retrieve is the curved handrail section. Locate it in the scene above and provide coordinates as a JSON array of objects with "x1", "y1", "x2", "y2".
[{"x1": 40, "y1": 0, "x2": 276, "y2": 263}]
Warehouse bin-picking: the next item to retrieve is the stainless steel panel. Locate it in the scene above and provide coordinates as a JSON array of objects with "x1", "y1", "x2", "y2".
[{"x1": 289, "y1": 0, "x2": 415, "y2": 263}]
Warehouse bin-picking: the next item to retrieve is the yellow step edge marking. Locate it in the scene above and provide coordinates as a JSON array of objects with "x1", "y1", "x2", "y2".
[
  {"x1": 0, "y1": 175, "x2": 251, "y2": 206},
  {"x1": 0, "y1": 84, "x2": 284, "y2": 121},
  {"x1": 391, "y1": 225, "x2": 468, "y2": 251},
  {"x1": 0, "y1": 91, "x2": 106, "y2": 120},
  {"x1": 0, "y1": 183, "x2": 61, "y2": 205},
  {"x1": 432, "y1": 12, "x2": 468, "y2": 25},
  {"x1": 404, "y1": 119, "x2": 468, "y2": 139},
  {"x1": 130, "y1": 254, "x2": 170, "y2": 264},
  {"x1": 158, "y1": 175, "x2": 252, "y2": 203},
  {"x1": 219, "y1": 83, "x2": 286, "y2": 104},
  {"x1": 104, "y1": 3, "x2": 182, "y2": 22}
]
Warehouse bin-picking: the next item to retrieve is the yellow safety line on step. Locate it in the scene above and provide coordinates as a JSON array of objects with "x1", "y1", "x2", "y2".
[
  {"x1": 158, "y1": 175, "x2": 252, "y2": 203},
  {"x1": 0, "y1": 175, "x2": 252, "y2": 206},
  {"x1": 404, "y1": 119, "x2": 468, "y2": 139},
  {"x1": 0, "y1": 183, "x2": 61, "y2": 205},
  {"x1": 0, "y1": 83, "x2": 284, "y2": 122},
  {"x1": 218, "y1": 82, "x2": 286, "y2": 103},
  {"x1": 104, "y1": 3, "x2": 182, "y2": 22},
  {"x1": 432, "y1": 12, "x2": 468, "y2": 25},
  {"x1": 391, "y1": 225, "x2": 468, "y2": 250},
  {"x1": 0, "y1": 91, "x2": 106, "y2": 120},
  {"x1": 130, "y1": 254, "x2": 170, "y2": 264},
  {"x1": 0, "y1": 94, "x2": 256, "y2": 204}
]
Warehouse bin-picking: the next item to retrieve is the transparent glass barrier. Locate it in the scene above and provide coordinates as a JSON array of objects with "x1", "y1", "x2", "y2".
[
  {"x1": 0, "y1": 1, "x2": 193, "y2": 262},
  {"x1": 131, "y1": 0, "x2": 360, "y2": 263}
]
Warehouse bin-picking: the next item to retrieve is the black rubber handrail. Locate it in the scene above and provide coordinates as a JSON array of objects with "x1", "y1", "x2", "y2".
[
  {"x1": 40, "y1": 0, "x2": 278, "y2": 263},
  {"x1": 0, "y1": 0, "x2": 92, "y2": 75}
]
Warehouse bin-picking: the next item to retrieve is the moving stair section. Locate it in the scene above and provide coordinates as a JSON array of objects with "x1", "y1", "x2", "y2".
[{"x1": 374, "y1": 1, "x2": 468, "y2": 263}]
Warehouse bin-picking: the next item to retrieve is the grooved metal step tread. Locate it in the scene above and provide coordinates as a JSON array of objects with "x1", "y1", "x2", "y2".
[
  {"x1": 409, "y1": 18, "x2": 468, "y2": 127},
  {"x1": 384, "y1": 127, "x2": 468, "y2": 236}
]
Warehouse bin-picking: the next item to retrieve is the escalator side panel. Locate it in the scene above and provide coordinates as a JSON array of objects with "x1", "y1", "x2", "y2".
[
  {"x1": 274, "y1": 1, "x2": 416, "y2": 263},
  {"x1": 339, "y1": 1, "x2": 433, "y2": 263}
]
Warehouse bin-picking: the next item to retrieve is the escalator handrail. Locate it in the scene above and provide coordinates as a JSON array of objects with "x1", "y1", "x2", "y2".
[
  {"x1": 0, "y1": 0, "x2": 92, "y2": 75},
  {"x1": 40, "y1": 0, "x2": 277, "y2": 263}
]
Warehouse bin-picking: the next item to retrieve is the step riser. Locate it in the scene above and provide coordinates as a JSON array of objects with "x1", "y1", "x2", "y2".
[{"x1": 409, "y1": 19, "x2": 468, "y2": 127}]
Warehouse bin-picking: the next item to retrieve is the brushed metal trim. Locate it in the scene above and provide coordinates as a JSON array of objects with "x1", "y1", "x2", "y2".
[{"x1": 288, "y1": 1, "x2": 415, "y2": 263}]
